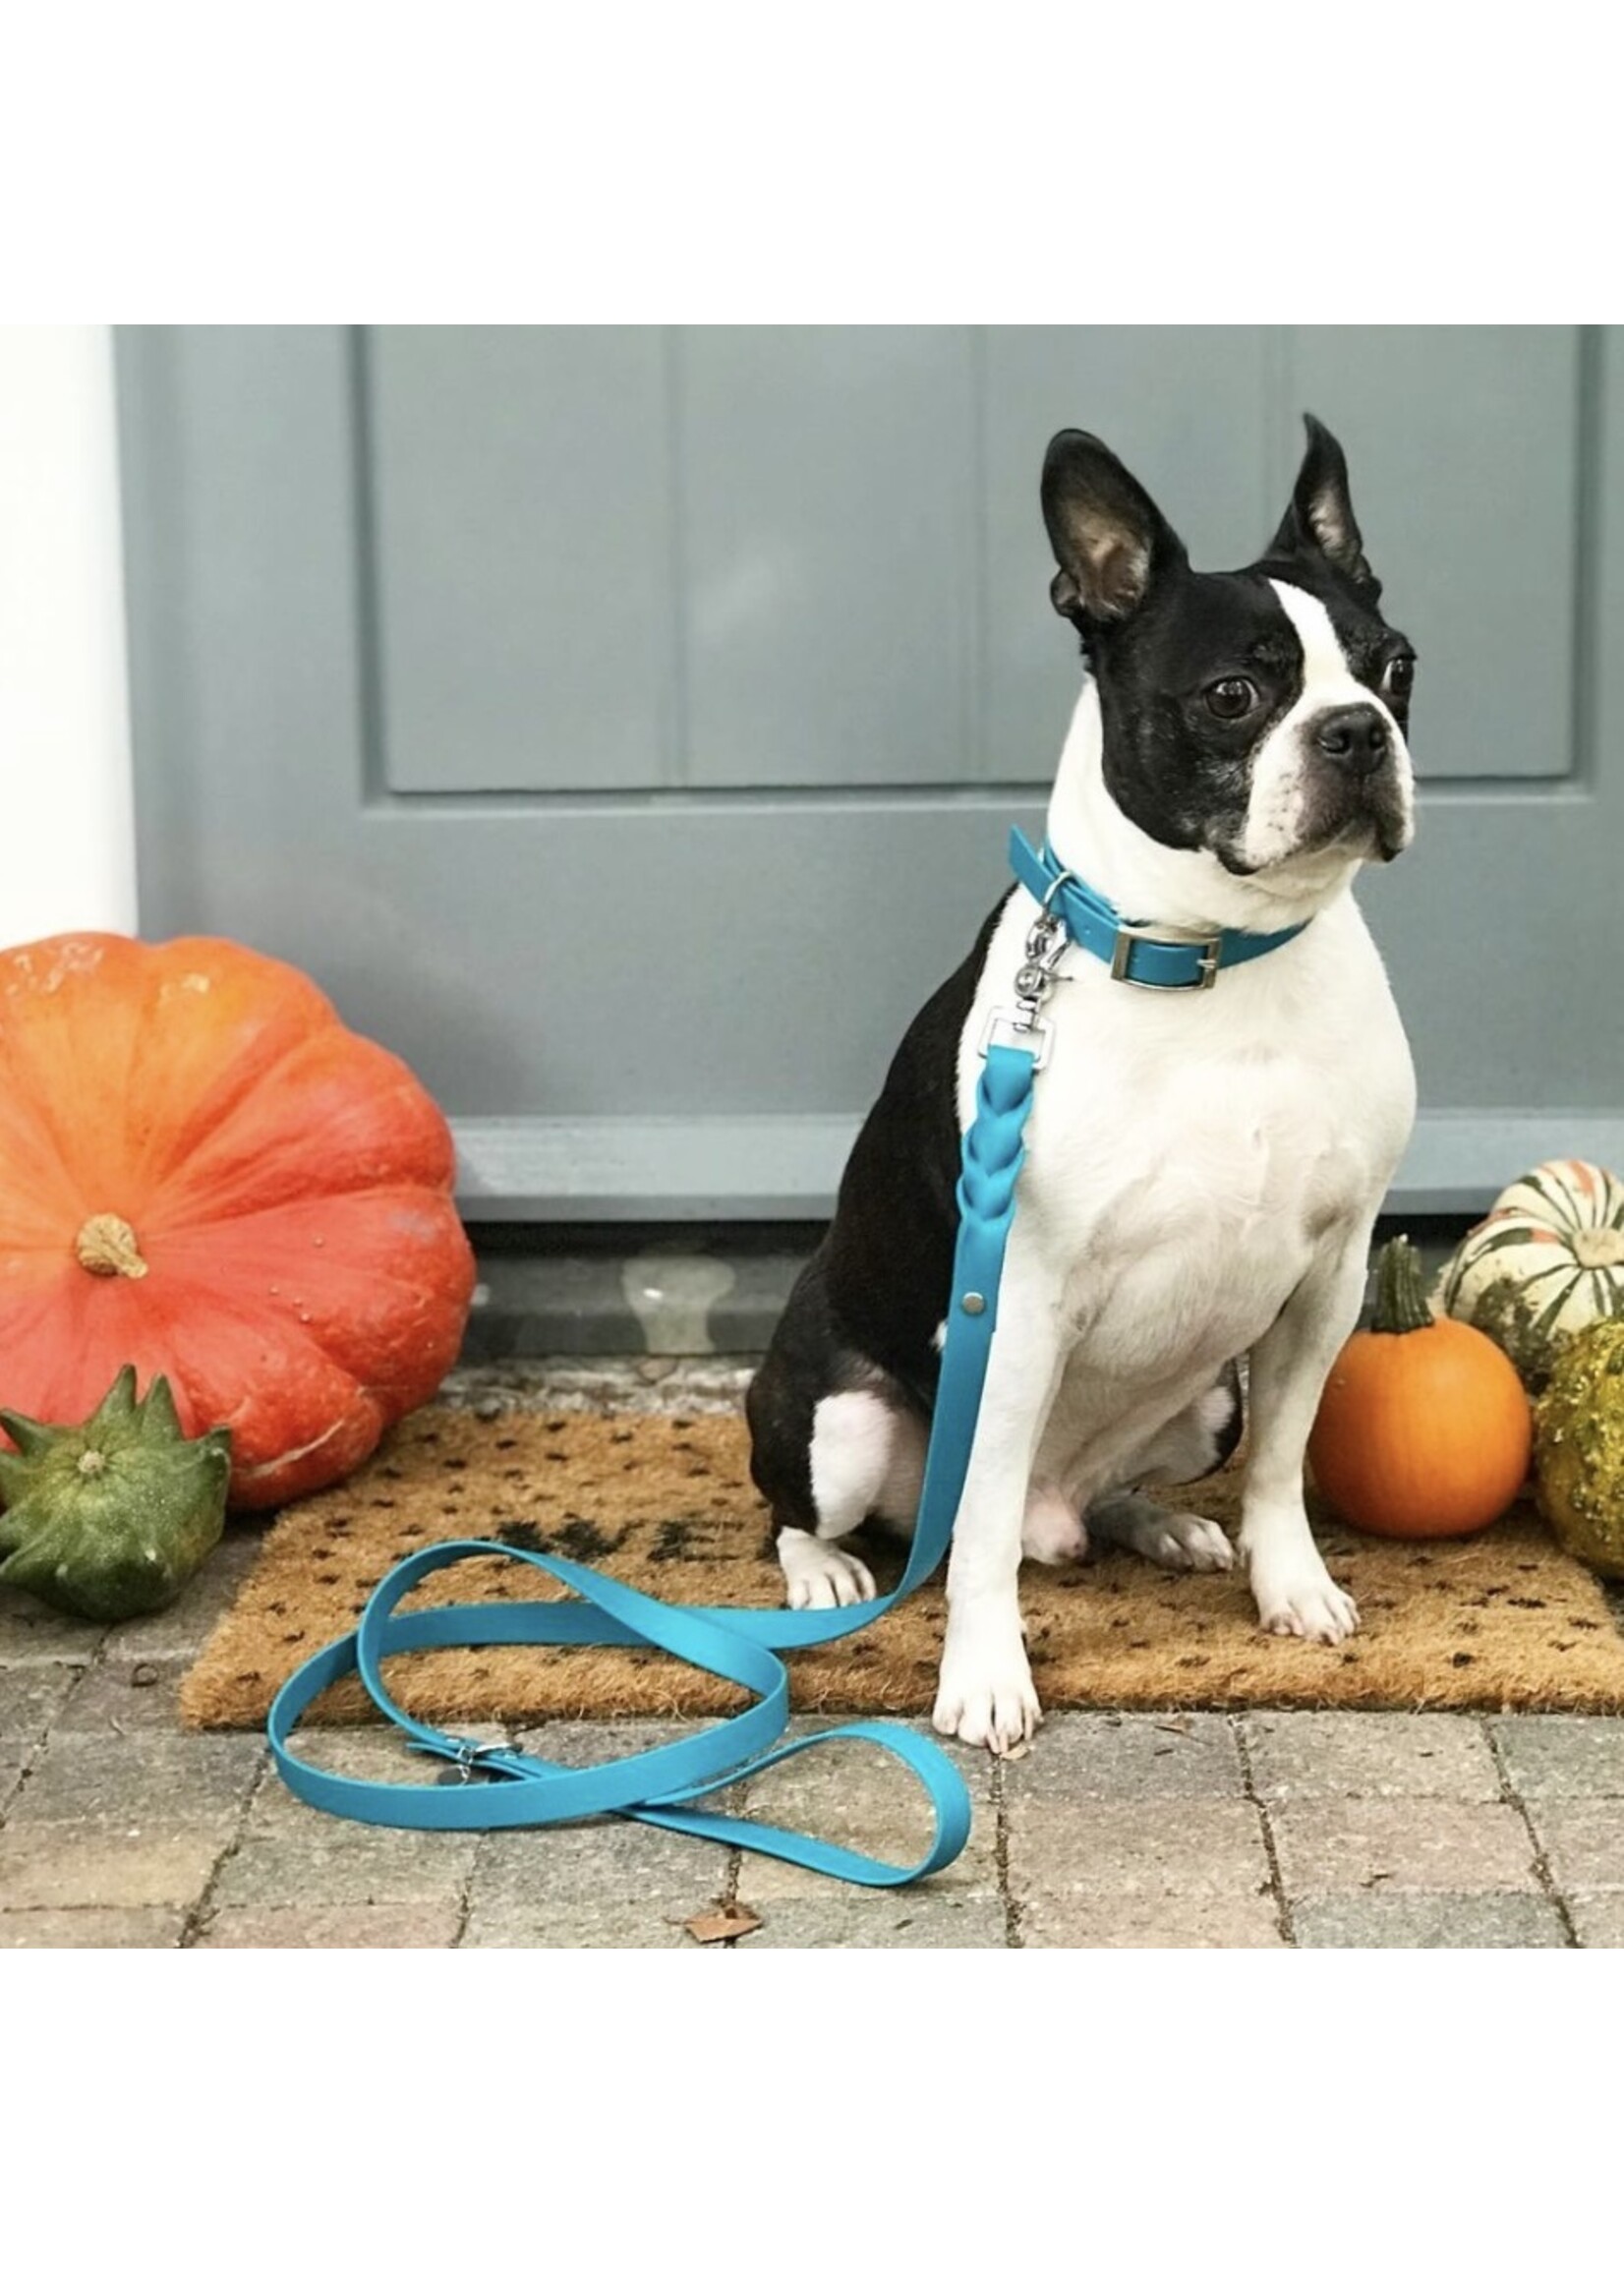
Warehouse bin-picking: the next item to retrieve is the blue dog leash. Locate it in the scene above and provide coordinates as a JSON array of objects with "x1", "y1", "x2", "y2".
[
  {"x1": 267, "y1": 1034, "x2": 1039, "y2": 1887},
  {"x1": 267, "y1": 830, "x2": 1308, "y2": 1885}
]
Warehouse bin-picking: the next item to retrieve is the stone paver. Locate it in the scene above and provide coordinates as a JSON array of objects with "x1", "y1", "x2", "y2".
[
  {"x1": 52, "y1": 1657, "x2": 197, "y2": 1736},
  {"x1": 462, "y1": 1903, "x2": 707, "y2": 1950},
  {"x1": 998, "y1": 1706, "x2": 1278, "y2": 1946},
  {"x1": 462, "y1": 1719, "x2": 733, "y2": 1945},
  {"x1": 1003, "y1": 1720, "x2": 1261, "y2": 1943},
  {"x1": 0, "y1": 1586, "x2": 106, "y2": 1667},
  {"x1": 1008, "y1": 1794, "x2": 1269, "y2": 1896},
  {"x1": 1520, "y1": 1799, "x2": 1624, "y2": 1892},
  {"x1": 6, "y1": 1730, "x2": 263, "y2": 1832},
  {"x1": 1568, "y1": 1894, "x2": 1624, "y2": 1948},
  {"x1": 1247, "y1": 1712, "x2": 1500, "y2": 1801},
  {"x1": 2, "y1": 1906, "x2": 189, "y2": 1948},
  {"x1": 469, "y1": 1816, "x2": 726, "y2": 1920},
  {"x1": 738, "y1": 1895, "x2": 1006, "y2": 1948},
  {"x1": 1293, "y1": 1892, "x2": 1568, "y2": 1948},
  {"x1": 1003, "y1": 1711, "x2": 1244, "y2": 1801},
  {"x1": 210, "y1": 1759, "x2": 477, "y2": 1910},
  {"x1": 0, "y1": 1823, "x2": 225, "y2": 1910},
  {"x1": 1022, "y1": 1888, "x2": 1284, "y2": 1948},
  {"x1": 0, "y1": 1663, "x2": 80, "y2": 1807},
  {"x1": 1269, "y1": 1798, "x2": 1539, "y2": 1896},
  {"x1": 195, "y1": 1902, "x2": 463, "y2": 1949},
  {"x1": 1489, "y1": 1717, "x2": 1624, "y2": 1799}
]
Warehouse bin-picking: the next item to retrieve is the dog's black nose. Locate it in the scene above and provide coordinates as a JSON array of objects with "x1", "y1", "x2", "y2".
[{"x1": 1313, "y1": 704, "x2": 1389, "y2": 775}]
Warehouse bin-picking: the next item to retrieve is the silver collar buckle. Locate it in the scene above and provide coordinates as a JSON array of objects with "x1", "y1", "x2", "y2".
[{"x1": 1109, "y1": 920, "x2": 1223, "y2": 991}]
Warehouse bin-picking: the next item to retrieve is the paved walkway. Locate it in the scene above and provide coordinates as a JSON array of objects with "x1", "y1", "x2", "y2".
[{"x1": 3, "y1": 1362, "x2": 1622, "y2": 1949}]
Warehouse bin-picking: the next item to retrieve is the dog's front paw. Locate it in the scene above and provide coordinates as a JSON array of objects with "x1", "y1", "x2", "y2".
[
  {"x1": 777, "y1": 1528, "x2": 877, "y2": 1611},
  {"x1": 1250, "y1": 1557, "x2": 1359, "y2": 1644},
  {"x1": 932, "y1": 1638, "x2": 1042, "y2": 1754}
]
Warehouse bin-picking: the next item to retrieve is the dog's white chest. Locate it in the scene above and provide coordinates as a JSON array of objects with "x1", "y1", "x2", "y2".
[
  {"x1": 1051, "y1": 1046, "x2": 1362, "y2": 1376},
  {"x1": 959, "y1": 887, "x2": 1415, "y2": 1384}
]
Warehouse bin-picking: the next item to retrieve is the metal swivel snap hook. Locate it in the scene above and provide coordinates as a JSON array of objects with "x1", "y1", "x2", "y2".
[{"x1": 432, "y1": 1736, "x2": 526, "y2": 1786}]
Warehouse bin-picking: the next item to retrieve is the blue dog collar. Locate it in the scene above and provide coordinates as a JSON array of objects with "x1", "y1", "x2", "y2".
[{"x1": 1009, "y1": 829, "x2": 1307, "y2": 992}]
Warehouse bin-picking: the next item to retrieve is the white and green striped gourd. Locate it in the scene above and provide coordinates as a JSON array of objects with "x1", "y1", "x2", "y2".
[{"x1": 1437, "y1": 1158, "x2": 1624, "y2": 1391}]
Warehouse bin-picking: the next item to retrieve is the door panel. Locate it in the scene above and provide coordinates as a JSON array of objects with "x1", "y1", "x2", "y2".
[
  {"x1": 371, "y1": 326, "x2": 675, "y2": 795},
  {"x1": 116, "y1": 325, "x2": 1624, "y2": 1218},
  {"x1": 679, "y1": 325, "x2": 980, "y2": 788}
]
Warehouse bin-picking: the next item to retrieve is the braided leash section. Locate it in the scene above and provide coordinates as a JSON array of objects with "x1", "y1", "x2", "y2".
[{"x1": 957, "y1": 1043, "x2": 1034, "y2": 1323}]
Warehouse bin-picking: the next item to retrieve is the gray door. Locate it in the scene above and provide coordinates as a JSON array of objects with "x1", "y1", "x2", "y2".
[{"x1": 116, "y1": 325, "x2": 1624, "y2": 1218}]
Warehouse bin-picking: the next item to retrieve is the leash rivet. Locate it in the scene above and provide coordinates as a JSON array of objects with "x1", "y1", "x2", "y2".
[{"x1": 961, "y1": 1292, "x2": 986, "y2": 1315}]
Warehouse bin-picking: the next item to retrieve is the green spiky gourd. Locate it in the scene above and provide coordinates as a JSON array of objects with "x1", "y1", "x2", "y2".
[
  {"x1": 0, "y1": 1368, "x2": 231, "y2": 1620},
  {"x1": 1535, "y1": 1320, "x2": 1624, "y2": 1579}
]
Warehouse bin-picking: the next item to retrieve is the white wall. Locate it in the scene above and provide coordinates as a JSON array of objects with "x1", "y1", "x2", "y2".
[{"x1": 0, "y1": 325, "x2": 138, "y2": 949}]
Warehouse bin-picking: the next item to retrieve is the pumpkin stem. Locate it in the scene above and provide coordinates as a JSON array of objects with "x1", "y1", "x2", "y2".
[
  {"x1": 75, "y1": 1214, "x2": 148, "y2": 1281},
  {"x1": 1370, "y1": 1235, "x2": 1435, "y2": 1334}
]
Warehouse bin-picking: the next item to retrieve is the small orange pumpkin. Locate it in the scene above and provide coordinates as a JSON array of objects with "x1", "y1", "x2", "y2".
[
  {"x1": 1308, "y1": 1236, "x2": 1533, "y2": 1539},
  {"x1": 0, "y1": 933, "x2": 475, "y2": 1510}
]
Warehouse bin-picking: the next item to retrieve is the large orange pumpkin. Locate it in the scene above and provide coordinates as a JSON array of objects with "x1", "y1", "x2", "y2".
[{"x1": 0, "y1": 933, "x2": 475, "y2": 1509}]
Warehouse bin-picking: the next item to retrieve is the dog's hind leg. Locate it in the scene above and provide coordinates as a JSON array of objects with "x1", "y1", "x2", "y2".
[
  {"x1": 747, "y1": 1254, "x2": 929, "y2": 1609},
  {"x1": 764, "y1": 1389, "x2": 930, "y2": 1609},
  {"x1": 1085, "y1": 1363, "x2": 1243, "y2": 1571},
  {"x1": 1086, "y1": 1488, "x2": 1234, "y2": 1571},
  {"x1": 784, "y1": 1388, "x2": 899, "y2": 1604}
]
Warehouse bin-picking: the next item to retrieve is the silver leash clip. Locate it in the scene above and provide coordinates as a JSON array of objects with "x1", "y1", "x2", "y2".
[
  {"x1": 979, "y1": 879, "x2": 1074, "y2": 1067},
  {"x1": 434, "y1": 1737, "x2": 526, "y2": 1787}
]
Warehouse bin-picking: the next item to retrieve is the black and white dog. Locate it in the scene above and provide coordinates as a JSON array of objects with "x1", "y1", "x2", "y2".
[{"x1": 746, "y1": 417, "x2": 1418, "y2": 1753}]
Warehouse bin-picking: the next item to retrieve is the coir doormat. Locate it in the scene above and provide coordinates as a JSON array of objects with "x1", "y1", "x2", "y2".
[{"x1": 181, "y1": 1407, "x2": 1624, "y2": 1729}]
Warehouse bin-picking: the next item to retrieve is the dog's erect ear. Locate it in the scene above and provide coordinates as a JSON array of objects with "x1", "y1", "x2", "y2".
[
  {"x1": 1041, "y1": 431, "x2": 1187, "y2": 624},
  {"x1": 1269, "y1": 413, "x2": 1380, "y2": 596}
]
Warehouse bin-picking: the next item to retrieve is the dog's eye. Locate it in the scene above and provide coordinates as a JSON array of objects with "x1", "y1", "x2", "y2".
[
  {"x1": 1382, "y1": 654, "x2": 1416, "y2": 701},
  {"x1": 1204, "y1": 677, "x2": 1257, "y2": 720}
]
